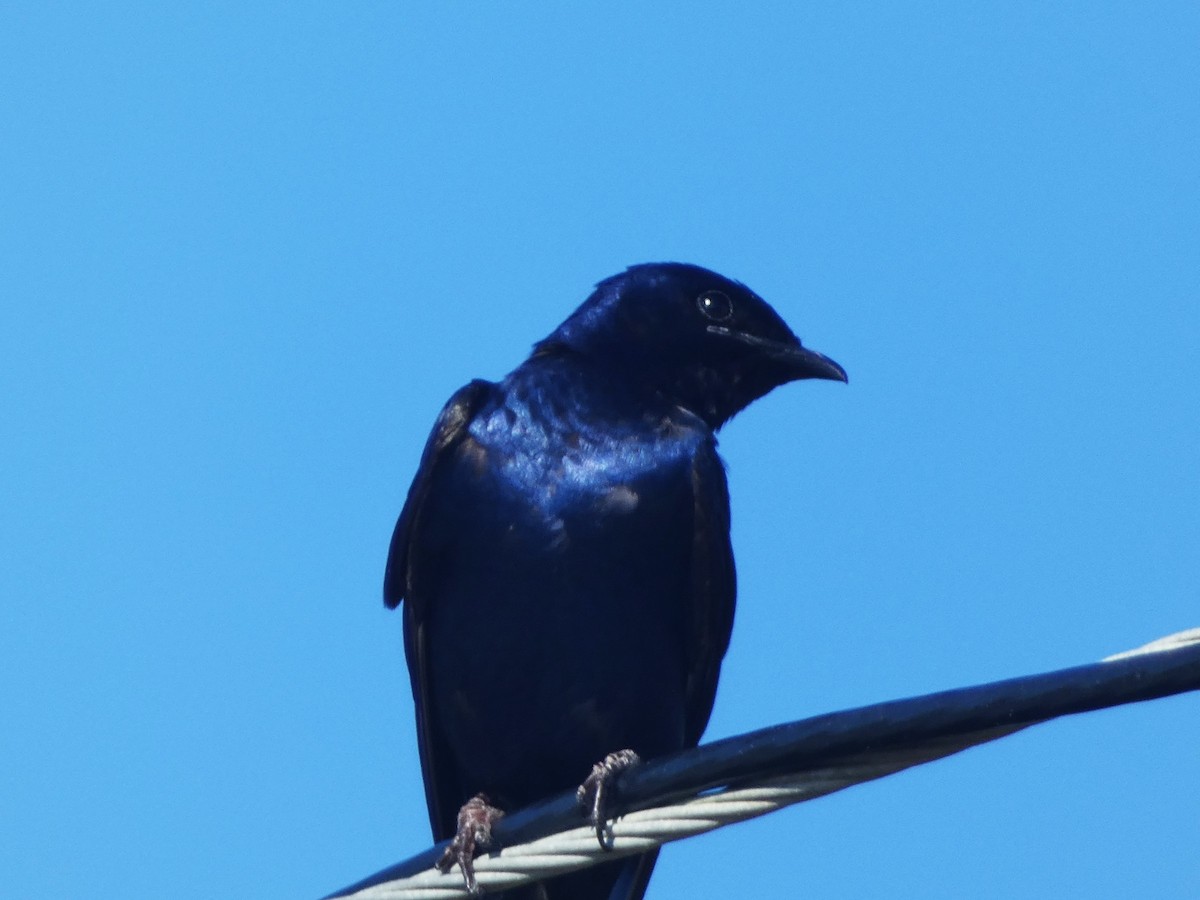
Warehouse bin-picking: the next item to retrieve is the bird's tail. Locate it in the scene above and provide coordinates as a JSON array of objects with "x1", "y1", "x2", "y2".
[{"x1": 493, "y1": 850, "x2": 660, "y2": 900}]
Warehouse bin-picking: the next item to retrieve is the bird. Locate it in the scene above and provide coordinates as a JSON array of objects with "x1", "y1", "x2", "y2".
[{"x1": 383, "y1": 262, "x2": 846, "y2": 899}]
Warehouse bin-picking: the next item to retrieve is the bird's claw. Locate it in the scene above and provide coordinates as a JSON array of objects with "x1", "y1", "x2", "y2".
[
  {"x1": 435, "y1": 793, "x2": 504, "y2": 896},
  {"x1": 576, "y1": 748, "x2": 641, "y2": 850}
]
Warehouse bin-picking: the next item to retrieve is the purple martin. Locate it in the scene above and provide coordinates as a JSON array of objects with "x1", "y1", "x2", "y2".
[{"x1": 384, "y1": 263, "x2": 846, "y2": 898}]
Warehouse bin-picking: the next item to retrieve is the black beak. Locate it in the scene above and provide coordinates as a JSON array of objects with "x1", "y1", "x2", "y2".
[
  {"x1": 707, "y1": 324, "x2": 848, "y2": 384},
  {"x1": 778, "y1": 343, "x2": 848, "y2": 383}
]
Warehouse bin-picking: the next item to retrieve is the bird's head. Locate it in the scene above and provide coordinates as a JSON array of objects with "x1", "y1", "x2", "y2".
[{"x1": 535, "y1": 262, "x2": 846, "y2": 428}]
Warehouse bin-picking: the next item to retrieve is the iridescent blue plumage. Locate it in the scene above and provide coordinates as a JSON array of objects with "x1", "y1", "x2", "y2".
[{"x1": 384, "y1": 263, "x2": 845, "y2": 900}]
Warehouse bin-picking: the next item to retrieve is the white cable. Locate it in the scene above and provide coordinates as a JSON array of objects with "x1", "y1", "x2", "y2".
[{"x1": 338, "y1": 629, "x2": 1200, "y2": 899}]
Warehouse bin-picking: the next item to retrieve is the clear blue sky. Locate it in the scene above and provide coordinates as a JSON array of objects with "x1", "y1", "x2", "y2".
[{"x1": 2, "y1": 4, "x2": 1197, "y2": 898}]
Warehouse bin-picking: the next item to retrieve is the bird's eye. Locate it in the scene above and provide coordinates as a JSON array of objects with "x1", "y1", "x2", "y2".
[{"x1": 696, "y1": 290, "x2": 733, "y2": 322}]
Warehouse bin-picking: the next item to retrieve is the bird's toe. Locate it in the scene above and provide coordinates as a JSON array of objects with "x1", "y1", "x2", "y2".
[
  {"x1": 436, "y1": 793, "x2": 505, "y2": 896},
  {"x1": 576, "y1": 748, "x2": 642, "y2": 850}
]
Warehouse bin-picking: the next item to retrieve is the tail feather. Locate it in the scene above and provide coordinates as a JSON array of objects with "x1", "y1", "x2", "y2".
[{"x1": 493, "y1": 850, "x2": 660, "y2": 900}]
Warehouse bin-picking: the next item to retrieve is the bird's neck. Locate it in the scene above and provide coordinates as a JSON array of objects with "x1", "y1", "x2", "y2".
[{"x1": 511, "y1": 350, "x2": 705, "y2": 431}]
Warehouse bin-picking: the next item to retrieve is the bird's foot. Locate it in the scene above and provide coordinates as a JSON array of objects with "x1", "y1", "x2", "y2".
[
  {"x1": 436, "y1": 793, "x2": 505, "y2": 896},
  {"x1": 576, "y1": 748, "x2": 641, "y2": 850}
]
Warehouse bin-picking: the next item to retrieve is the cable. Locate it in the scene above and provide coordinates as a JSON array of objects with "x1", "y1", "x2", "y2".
[{"x1": 326, "y1": 628, "x2": 1200, "y2": 899}]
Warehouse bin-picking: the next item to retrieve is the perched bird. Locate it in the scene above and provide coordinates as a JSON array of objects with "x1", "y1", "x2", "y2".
[{"x1": 384, "y1": 263, "x2": 846, "y2": 899}]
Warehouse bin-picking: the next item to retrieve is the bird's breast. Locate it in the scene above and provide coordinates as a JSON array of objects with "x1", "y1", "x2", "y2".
[{"x1": 467, "y1": 398, "x2": 702, "y2": 525}]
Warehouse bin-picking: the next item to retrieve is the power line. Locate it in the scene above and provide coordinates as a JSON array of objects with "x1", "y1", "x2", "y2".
[{"x1": 326, "y1": 628, "x2": 1200, "y2": 899}]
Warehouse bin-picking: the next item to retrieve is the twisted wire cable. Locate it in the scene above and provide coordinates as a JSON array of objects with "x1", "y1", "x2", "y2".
[{"x1": 328, "y1": 628, "x2": 1200, "y2": 899}]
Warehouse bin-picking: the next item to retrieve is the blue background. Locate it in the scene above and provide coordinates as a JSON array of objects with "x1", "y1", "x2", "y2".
[{"x1": 3, "y1": 4, "x2": 1197, "y2": 898}]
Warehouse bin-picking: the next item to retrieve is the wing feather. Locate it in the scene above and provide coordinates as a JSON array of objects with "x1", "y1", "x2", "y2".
[
  {"x1": 684, "y1": 440, "x2": 737, "y2": 746},
  {"x1": 382, "y1": 379, "x2": 495, "y2": 837},
  {"x1": 383, "y1": 379, "x2": 493, "y2": 610}
]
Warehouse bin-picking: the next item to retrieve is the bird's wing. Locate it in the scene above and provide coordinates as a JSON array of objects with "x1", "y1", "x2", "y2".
[
  {"x1": 683, "y1": 439, "x2": 737, "y2": 746},
  {"x1": 383, "y1": 379, "x2": 493, "y2": 609},
  {"x1": 383, "y1": 379, "x2": 495, "y2": 837}
]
